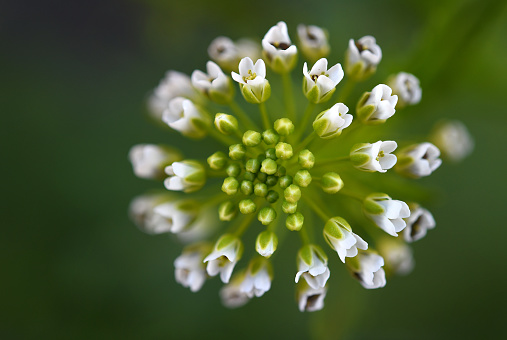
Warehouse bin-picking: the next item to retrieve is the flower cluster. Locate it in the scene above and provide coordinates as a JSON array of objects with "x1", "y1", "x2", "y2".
[{"x1": 129, "y1": 21, "x2": 472, "y2": 312}]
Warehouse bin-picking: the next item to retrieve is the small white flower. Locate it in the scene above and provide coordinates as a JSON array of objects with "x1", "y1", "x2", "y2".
[
  {"x1": 377, "y1": 238, "x2": 415, "y2": 276},
  {"x1": 128, "y1": 144, "x2": 182, "y2": 180},
  {"x1": 235, "y1": 38, "x2": 261, "y2": 61},
  {"x1": 403, "y1": 203, "x2": 436, "y2": 242},
  {"x1": 363, "y1": 193, "x2": 411, "y2": 236},
  {"x1": 357, "y1": 84, "x2": 398, "y2": 124},
  {"x1": 297, "y1": 24, "x2": 330, "y2": 62},
  {"x1": 149, "y1": 200, "x2": 198, "y2": 234},
  {"x1": 147, "y1": 71, "x2": 197, "y2": 120},
  {"x1": 323, "y1": 217, "x2": 368, "y2": 263},
  {"x1": 162, "y1": 97, "x2": 209, "y2": 139},
  {"x1": 303, "y1": 58, "x2": 344, "y2": 103},
  {"x1": 347, "y1": 251, "x2": 386, "y2": 289},
  {"x1": 313, "y1": 103, "x2": 353, "y2": 139},
  {"x1": 191, "y1": 61, "x2": 234, "y2": 104},
  {"x1": 346, "y1": 35, "x2": 382, "y2": 80},
  {"x1": 128, "y1": 193, "x2": 172, "y2": 233},
  {"x1": 350, "y1": 140, "x2": 398, "y2": 173},
  {"x1": 395, "y1": 142, "x2": 442, "y2": 178},
  {"x1": 262, "y1": 21, "x2": 298, "y2": 73},
  {"x1": 388, "y1": 72, "x2": 422, "y2": 107},
  {"x1": 164, "y1": 160, "x2": 206, "y2": 193},
  {"x1": 174, "y1": 243, "x2": 212, "y2": 292},
  {"x1": 295, "y1": 245, "x2": 330, "y2": 289},
  {"x1": 430, "y1": 120, "x2": 474, "y2": 162},
  {"x1": 231, "y1": 57, "x2": 270, "y2": 103},
  {"x1": 176, "y1": 208, "x2": 218, "y2": 244},
  {"x1": 220, "y1": 272, "x2": 251, "y2": 308},
  {"x1": 203, "y1": 234, "x2": 243, "y2": 284},
  {"x1": 208, "y1": 36, "x2": 239, "y2": 71},
  {"x1": 297, "y1": 281, "x2": 327, "y2": 312},
  {"x1": 240, "y1": 258, "x2": 273, "y2": 298}
]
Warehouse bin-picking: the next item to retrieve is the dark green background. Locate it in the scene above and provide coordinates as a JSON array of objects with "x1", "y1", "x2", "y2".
[{"x1": 2, "y1": 0, "x2": 506, "y2": 338}]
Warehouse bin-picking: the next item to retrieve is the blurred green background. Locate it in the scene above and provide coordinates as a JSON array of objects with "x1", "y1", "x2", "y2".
[{"x1": 2, "y1": 0, "x2": 506, "y2": 339}]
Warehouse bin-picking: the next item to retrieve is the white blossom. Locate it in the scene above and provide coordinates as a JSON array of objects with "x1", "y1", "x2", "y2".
[
  {"x1": 295, "y1": 245, "x2": 330, "y2": 289},
  {"x1": 128, "y1": 144, "x2": 181, "y2": 180},
  {"x1": 174, "y1": 243, "x2": 212, "y2": 292},
  {"x1": 239, "y1": 258, "x2": 273, "y2": 298},
  {"x1": 297, "y1": 281, "x2": 327, "y2": 312},
  {"x1": 388, "y1": 72, "x2": 422, "y2": 107},
  {"x1": 149, "y1": 200, "x2": 198, "y2": 234},
  {"x1": 208, "y1": 37, "x2": 261, "y2": 72},
  {"x1": 348, "y1": 251, "x2": 386, "y2": 289},
  {"x1": 219, "y1": 273, "x2": 251, "y2": 308},
  {"x1": 231, "y1": 57, "x2": 270, "y2": 103},
  {"x1": 262, "y1": 21, "x2": 298, "y2": 73},
  {"x1": 313, "y1": 103, "x2": 352, "y2": 139},
  {"x1": 203, "y1": 234, "x2": 243, "y2": 284},
  {"x1": 128, "y1": 193, "x2": 172, "y2": 233},
  {"x1": 430, "y1": 120, "x2": 474, "y2": 162},
  {"x1": 350, "y1": 140, "x2": 398, "y2": 173},
  {"x1": 303, "y1": 58, "x2": 344, "y2": 103},
  {"x1": 395, "y1": 142, "x2": 442, "y2": 178},
  {"x1": 162, "y1": 97, "x2": 209, "y2": 139},
  {"x1": 164, "y1": 160, "x2": 206, "y2": 193},
  {"x1": 323, "y1": 217, "x2": 368, "y2": 263},
  {"x1": 346, "y1": 35, "x2": 382, "y2": 80},
  {"x1": 297, "y1": 24, "x2": 330, "y2": 62},
  {"x1": 191, "y1": 61, "x2": 233, "y2": 104},
  {"x1": 357, "y1": 84, "x2": 398, "y2": 124},
  {"x1": 363, "y1": 193, "x2": 411, "y2": 236},
  {"x1": 377, "y1": 238, "x2": 415, "y2": 276},
  {"x1": 403, "y1": 204, "x2": 436, "y2": 242}
]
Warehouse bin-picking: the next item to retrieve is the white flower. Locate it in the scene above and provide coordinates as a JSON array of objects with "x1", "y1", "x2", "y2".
[
  {"x1": 350, "y1": 140, "x2": 398, "y2": 173},
  {"x1": 203, "y1": 234, "x2": 243, "y2": 284},
  {"x1": 346, "y1": 35, "x2": 382, "y2": 80},
  {"x1": 303, "y1": 58, "x2": 344, "y2": 103},
  {"x1": 162, "y1": 97, "x2": 209, "y2": 139},
  {"x1": 347, "y1": 251, "x2": 386, "y2": 289},
  {"x1": 235, "y1": 38, "x2": 261, "y2": 62},
  {"x1": 395, "y1": 142, "x2": 442, "y2": 178},
  {"x1": 239, "y1": 258, "x2": 273, "y2": 298},
  {"x1": 388, "y1": 72, "x2": 422, "y2": 107},
  {"x1": 262, "y1": 21, "x2": 298, "y2": 73},
  {"x1": 430, "y1": 120, "x2": 474, "y2": 162},
  {"x1": 147, "y1": 71, "x2": 197, "y2": 120},
  {"x1": 313, "y1": 103, "x2": 353, "y2": 139},
  {"x1": 128, "y1": 144, "x2": 181, "y2": 180},
  {"x1": 128, "y1": 193, "x2": 172, "y2": 233},
  {"x1": 219, "y1": 273, "x2": 251, "y2": 308},
  {"x1": 231, "y1": 57, "x2": 270, "y2": 103},
  {"x1": 191, "y1": 61, "x2": 234, "y2": 104},
  {"x1": 363, "y1": 193, "x2": 411, "y2": 236},
  {"x1": 377, "y1": 238, "x2": 415, "y2": 276},
  {"x1": 149, "y1": 200, "x2": 198, "y2": 234},
  {"x1": 297, "y1": 281, "x2": 327, "y2": 312},
  {"x1": 297, "y1": 24, "x2": 330, "y2": 62},
  {"x1": 295, "y1": 245, "x2": 330, "y2": 289},
  {"x1": 323, "y1": 217, "x2": 368, "y2": 263},
  {"x1": 208, "y1": 36, "x2": 239, "y2": 71},
  {"x1": 357, "y1": 84, "x2": 398, "y2": 124},
  {"x1": 174, "y1": 243, "x2": 212, "y2": 292},
  {"x1": 164, "y1": 160, "x2": 206, "y2": 193},
  {"x1": 176, "y1": 208, "x2": 217, "y2": 244},
  {"x1": 403, "y1": 203, "x2": 436, "y2": 242}
]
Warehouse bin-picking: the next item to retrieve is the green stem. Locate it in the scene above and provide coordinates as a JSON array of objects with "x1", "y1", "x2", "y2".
[
  {"x1": 281, "y1": 72, "x2": 296, "y2": 122},
  {"x1": 206, "y1": 126, "x2": 237, "y2": 146},
  {"x1": 316, "y1": 155, "x2": 350, "y2": 167},
  {"x1": 302, "y1": 194, "x2": 329, "y2": 222},
  {"x1": 294, "y1": 131, "x2": 317, "y2": 154},
  {"x1": 339, "y1": 188, "x2": 365, "y2": 202},
  {"x1": 299, "y1": 223, "x2": 311, "y2": 245},
  {"x1": 336, "y1": 79, "x2": 356, "y2": 103},
  {"x1": 234, "y1": 210, "x2": 258, "y2": 237},
  {"x1": 293, "y1": 101, "x2": 316, "y2": 143},
  {"x1": 258, "y1": 102, "x2": 271, "y2": 131},
  {"x1": 229, "y1": 99, "x2": 260, "y2": 131}
]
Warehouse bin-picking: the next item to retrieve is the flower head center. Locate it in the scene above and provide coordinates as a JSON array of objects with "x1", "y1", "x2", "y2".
[
  {"x1": 311, "y1": 72, "x2": 329, "y2": 82},
  {"x1": 271, "y1": 41, "x2": 291, "y2": 50},
  {"x1": 243, "y1": 69, "x2": 257, "y2": 82},
  {"x1": 376, "y1": 150, "x2": 385, "y2": 161},
  {"x1": 355, "y1": 41, "x2": 372, "y2": 53}
]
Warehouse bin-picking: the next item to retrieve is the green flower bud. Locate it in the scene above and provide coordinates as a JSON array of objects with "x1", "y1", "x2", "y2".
[
  {"x1": 286, "y1": 212, "x2": 304, "y2": 231},
  {"x1": 274, "y1": 118, "x2": 295, "y2": 136},
  {"x1": 265, "y1": 148, "x2": 277, "y2": 160},
  {"x1": 266, "y1": 190, "x2": 280, "y2": 203},
  {"x1": 214, "y1": 113, "x2": 238, "y2": 135},
  {"x1": 240, "y1": 180, "x2": 254, "y2": 196},
  {"x1": 222, "y1": 177, "x2": 239, "y2": 195},
  {"x1": 255, "y1": 230, "x2": 278, "y2": 258},
  {"x1": 244, "y1": 171, "x2": 256, "y2": 182},
  {"x1": 240, "y1": 81, "x2": 271, "y2": 104},
  {"x1": 239, "y1": 199, "x2": 257, "y2": 214},
  {"x1": 275, "y1": 165, "x2": 286, "y2": 177},
  {"x1": 245, "y1": 158, "x2": 261, "y2": 173},
  {"x1": 242, "y1": 130, "x2": 262, "y2": 147},
  {"x1": 262, "y1": 129, "x2": 280, "y2": 145},
  {"x1": 226, "y1": 163, "x2": 241, "y2": 177},
  {"x1": 207, "y1": 151, "x2": 228, "y2": 170},
  {"x1": 282, "y1": 200, "x2": 297, "y2": 214},
  {"x1": 254, "y1": 183, "x2": 268, "y2": 197},
  {"x1": 261, "y1": 158, "x2": 278, "y2": 175},
  {"x1": 284, "y1": 184, "x2": 301, "y2": 203},
  {"x1": 321, "y1": 172, "x2": 344, "y2": 194},
  {"x1": 279, "y1": 175, "x2": 293, "y2": 189},
  {"x1": 218, "y1": 201, "x2": 237, "y2": 221},
  {"x1": 298, "y1": 149, "x2": 315, "y2": 169},
  {"x1": 258, "y1": 207, "x2": 277, "y2": 225},
  {"x1": 294, "y1": 170, "x2": 312, "y2": 187},
  {"x1": 256, "y1": 172, "x2": 267, "y2": 183},
  {"x1": 229, "y1": 144, "x2": 246, "y2": 160},
  {"x1": 275, "y1": 142, "x2": 293, "y2": 160},
  {"x1": 265, "y1": 176, "x2": 277, "y2": 187}
]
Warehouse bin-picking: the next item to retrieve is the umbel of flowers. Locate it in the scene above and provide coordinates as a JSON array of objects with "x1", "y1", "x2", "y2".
[{"x1": 130, "y1": 21, "x2": 473, "y2": 312}]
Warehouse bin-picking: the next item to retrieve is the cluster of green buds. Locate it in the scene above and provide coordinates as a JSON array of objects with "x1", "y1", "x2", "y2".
[{"x1": 130, "y1": 21, "x2": 473, "y2": 312}]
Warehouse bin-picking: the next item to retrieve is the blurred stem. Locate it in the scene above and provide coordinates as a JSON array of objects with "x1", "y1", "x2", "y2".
[
  {"x1": 336, "y1": 79, "x2": 356, "y2": 103},
  {"x1": 258, "y1": 102, "x2": 271, "y2": 131},
  {"x1": 316, "y1": 155, "x2": 350, "y2": 167},
  {"x1": 205, "y1": 126, "x2": 237, "y2": 146},
  {"x1": 302, "y1": 194, "x2": 329, "y2": 222},
  {"x1": 294, "y1": 131, "x2": 317, "y2": 154},
  {"x1": 281, "y1": 72, "x2": 296, "y2": 122},
  {"x1": 229, "y1": 99, "x2": 260, "y2": 131},
  {"x1": 293, "y1": 101, "x2": 316, "y2": 143}
]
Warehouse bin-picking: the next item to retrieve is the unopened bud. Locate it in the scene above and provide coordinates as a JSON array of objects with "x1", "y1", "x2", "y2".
[
  {"x1": 262, "y1": 129, "x2": 280, "y2": 145},
  {"x1": 242, "y1": 130, "x2": 262, "y2": 147},
  {"x1": 218, "y1": 201, "x2": 237, "y2": 221},
  {"x1": 254, "y1": 183, "x2": 268, "y2": 197},
  {"x1": 255, "y1": 230, "x2": 278, "y2": 258},
  {"x1": 258, "y1": 207, "x2": 277, "y2": 225},
  {"x1": 298, "y1": 150, "x2": 315, "y2": 169},
  {"x1": 245, "y1": 158, "x2": 261, "y2": 173},
  {"x1": 229, "y1": 144, "x2": 246, "y2": 160},
  {"x1": 207, "y1": 151, "x2": 228, "y2": 170},
  {"x1": 282, "y1": 200, "x2": 297, "y2": 214},
  {"x1": 261, "y1": 158, "x2": 278, "y2": 175},
  {"x1": 279, "y1": 175, "x2": 293, "y2": 189},
  {"x1": 321, "y1": 172, "x2": 344, "y2": 194},
  {"x1": 294, "y1": 170, "x2": 312, "y2": 187},
  {"x1": 226, "y1": 163, "x2": 241, "y2": 177},
  {"x1": 214, "y1": 113, "x2": 238, "y2": 135},
  {"x1": 286, "y1": 212, "x2": 304, "y2": 231},
  {"x1": 266, "y1": 190, "x2": 280, "y2": 203},
  {"x1": 274, "y1": 118, "x2": 294, "y2": 136},
  {"x1": 275, "y1": 142, "x2": 293, "y2": 160},
  {"x1": 284, "y1": 184, "x2": 301, "y2": 203},
  {"x1": 222, "y1": 177, "x2": 239, "y2": 195},
  {"x1": 239, "y1": 199, "x2": 257, "y2": 214},
  {"x1": 241, "y1": 180, "x2": 254, "y2": 196}
]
